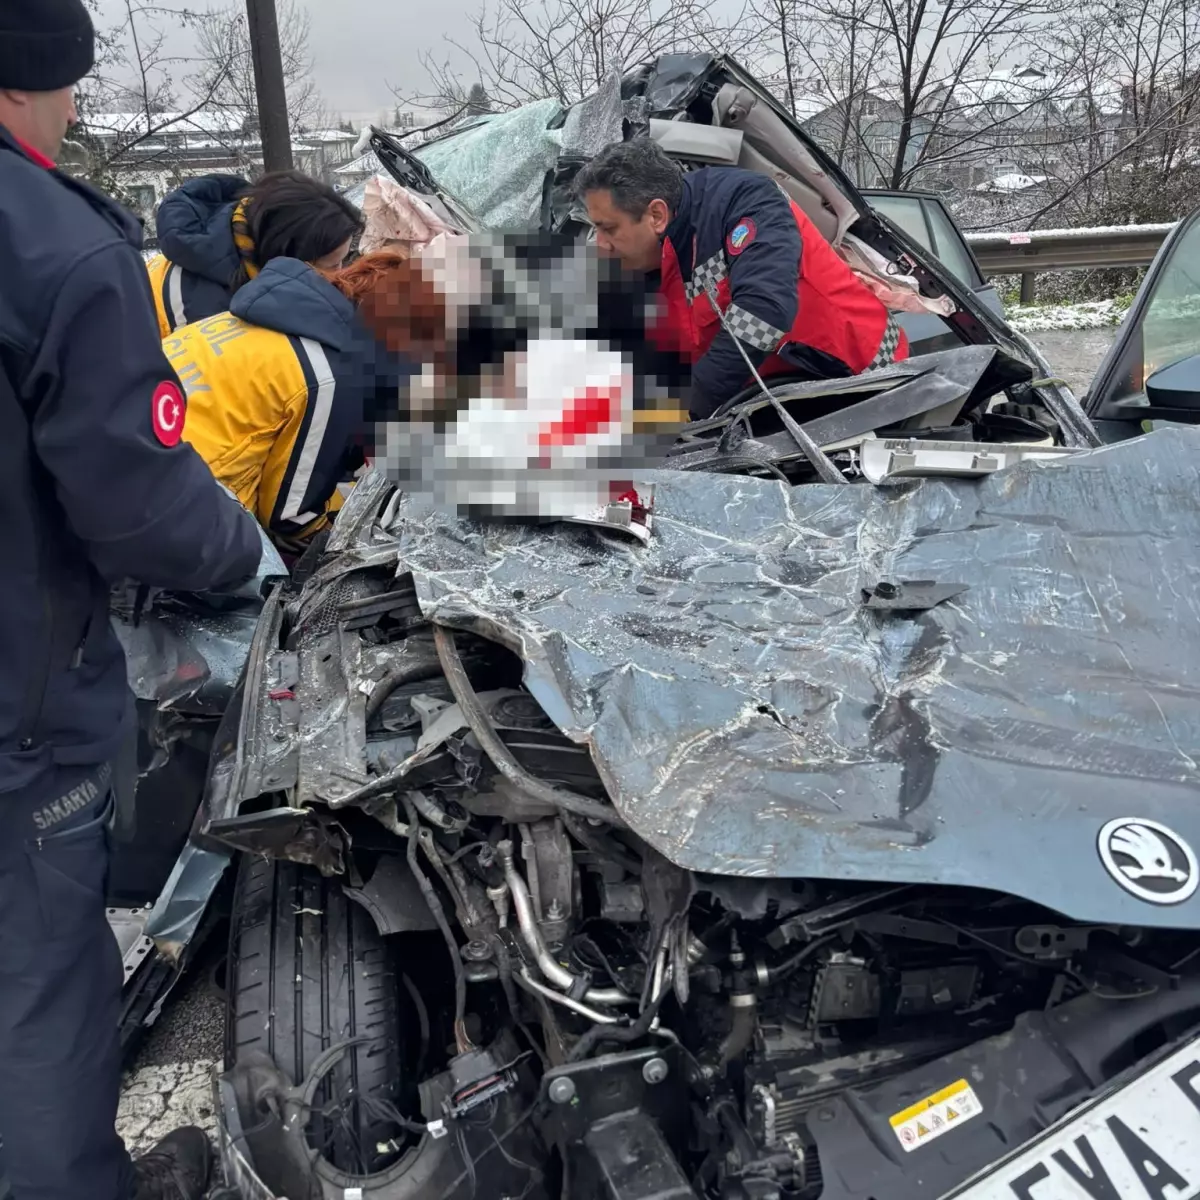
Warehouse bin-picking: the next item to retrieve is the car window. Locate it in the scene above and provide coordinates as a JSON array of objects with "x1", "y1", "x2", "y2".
[
  {"x1": 1141, "y1": 218, "x2": 1200, "y2": 381},
  {"x1": 866, "y1": 194, "x2": 932, "y2": 254},
  {"x1": 924, "y1": 202, "x2": 983, "y2": 290},
  {"x1": 1087, "y1": 210, "x2": 1200, "y2": 418},
  {"x1": 865, "y1": 193, "x2": 985, "y2": 292}
]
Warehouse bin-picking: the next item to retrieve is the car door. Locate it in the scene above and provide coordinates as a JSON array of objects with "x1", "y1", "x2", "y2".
[
  {"x1": 860, "y1": 189, "x2": 1006, "y2": 357},
  {"x1": 1084, "y1": 207, "x2": 1200, "y2": 442}
]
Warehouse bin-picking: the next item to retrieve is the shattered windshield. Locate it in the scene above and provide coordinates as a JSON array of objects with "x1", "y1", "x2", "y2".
[{"x1": 412, "y1": 99, "x2": 565, "y2": 228}]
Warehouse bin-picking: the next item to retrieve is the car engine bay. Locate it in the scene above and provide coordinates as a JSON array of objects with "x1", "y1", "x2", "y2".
[{"x1": 203, "y1": 443, "x2": 1200, "y2": 1200}]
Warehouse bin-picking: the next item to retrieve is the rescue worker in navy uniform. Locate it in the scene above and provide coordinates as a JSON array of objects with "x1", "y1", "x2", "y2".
[
  {"x1": 575, "y1": 138, "x2": 908, "y2": 421},
  {"x1": 146, "y1": 170, "x2": 364, "y2": 339},
  {"x1": 0, "y1": 2, "x2": 264, "y2": 1198}
]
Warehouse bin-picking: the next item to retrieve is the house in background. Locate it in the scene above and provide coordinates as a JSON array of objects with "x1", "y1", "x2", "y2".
[
  {"x1": 68, "y1": 109, "x2": 258, "y2": 231},
  {"x1": 67, "y1": 110, "x2": 365, "y2": 234},
  {"x1": 293, "y1": 128, "x2": 362, "y2": 180},
  {"x1": 792, "y1": 65, "x2": 1158, "y2": 197},
  {"x1": 795, "y1": 88, "x2": 932, "y2": 188}
]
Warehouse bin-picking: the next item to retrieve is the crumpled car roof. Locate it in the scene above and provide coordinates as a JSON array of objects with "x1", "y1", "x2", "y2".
[{"x1": 393, "y1": 426, "x2": 1200, "y2": 928}]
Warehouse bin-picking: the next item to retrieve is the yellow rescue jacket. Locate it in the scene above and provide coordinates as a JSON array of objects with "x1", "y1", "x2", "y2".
[{"x1": 164, "y1": 258, "x2": 404, "y2": 540}]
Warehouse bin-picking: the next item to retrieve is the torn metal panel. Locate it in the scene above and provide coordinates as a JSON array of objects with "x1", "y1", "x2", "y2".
[
  {"x1": 669, "y1": 345, "x2": 1028, "y2": 471},
  {"x1": 641, "y1": 53, "x2": 717, "y2": 113},
  {"x1": 145, "y1": 842, "x2": 232, "y2": 961},
  {"x1": 209, "y1": 588, "x2": 298, "y2": 815},
  {"x1": 295, "y1": 625, "x2": 371, "y2": 807},
  {"x1": 204, "y1": 809, "x2": 347, "y2": 877},
  {"x1": 114, "y1": 612, "x2": 215, "y2": 709},
  {"x1": 392, "y1": 427, "x2": 1200, "y2": 929},
  {"x1": 323, "y1": 468, "x2": 397, "y2": 554},
  {"x1": 108, "y1": 906, "x2": 154, "y2": 982}
]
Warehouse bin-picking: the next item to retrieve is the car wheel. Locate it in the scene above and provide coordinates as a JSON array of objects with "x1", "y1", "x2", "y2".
[{"x1": 225, "y1": 855, "x2": 404, "y2": 1177}]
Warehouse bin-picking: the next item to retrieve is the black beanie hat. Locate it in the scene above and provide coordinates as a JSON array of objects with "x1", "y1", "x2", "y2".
[{"x1": 0, "y1": 0, "x2": 95, "y2": 92}]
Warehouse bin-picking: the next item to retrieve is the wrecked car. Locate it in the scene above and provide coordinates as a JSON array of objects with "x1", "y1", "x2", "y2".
[
  {"x1": 103, "y1": 53, "x2": 1200, "y2": 1200},
  {"x1": 186, "y1": 201, "x2": 1200, "y2": 1200},
  {"x1": 104, "y1": 531, "x2": 286, "y2": 1050},
  {"x1": 357, "y1": 54, "x2": 1021, "y2": 365}
]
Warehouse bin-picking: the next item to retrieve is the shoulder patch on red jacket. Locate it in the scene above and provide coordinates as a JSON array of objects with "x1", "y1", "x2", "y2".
[
  {"x1": 726, "y1": 218, "x2": 756, "y2": 255},
  {"x1": 151, "y1": 381, "x2": 187, "y2": 447}
]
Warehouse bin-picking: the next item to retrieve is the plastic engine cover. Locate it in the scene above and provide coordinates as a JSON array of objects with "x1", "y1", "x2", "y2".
[{"x1": 809, "y1": 978, "x2": 1200, "y2": 1199}]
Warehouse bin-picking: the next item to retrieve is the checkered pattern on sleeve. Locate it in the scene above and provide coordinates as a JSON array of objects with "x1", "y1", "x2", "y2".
[
  {"x1": 722, "y1": 302, "x2": 788, "y2": 353},
  {"x1": 867, "y1": 311, "x2": 902, "y2": 369},
  {"x1": 685, "y1": 251, "x2": 728, "y2": 303}
]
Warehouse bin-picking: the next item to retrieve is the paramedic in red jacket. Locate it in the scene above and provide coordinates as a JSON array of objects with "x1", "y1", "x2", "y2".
[{"x1": 575, "y1": 138, "x2": 907, "y2": 420}]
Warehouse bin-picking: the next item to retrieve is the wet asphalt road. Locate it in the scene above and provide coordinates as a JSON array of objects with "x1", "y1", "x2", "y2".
[
  {"x1": 1026, "y1": 327, "x2": 1119, "y2": 399},
  {"x1": 115, "y1": 325, "x2": 1122, "y2": 1171}
]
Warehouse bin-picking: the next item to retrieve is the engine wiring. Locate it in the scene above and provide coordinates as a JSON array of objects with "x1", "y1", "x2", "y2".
[
  {"x1": 432, "y1": 624, "x2": 626, "y2": 826},
  {"x1": 401, "y1": 971, "x2": 431, "y2": 1082},
  {"x1": 437, "y1": 1100, "x2": 541, "y2": 1200},
  {"x1": 401, "y1": 793, "x2": 475, "y2": 1053}
]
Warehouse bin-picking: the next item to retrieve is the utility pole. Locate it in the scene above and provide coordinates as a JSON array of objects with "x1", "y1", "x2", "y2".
[{"x1": 245, "y1": 0, "x2": 293, "y2": 172}]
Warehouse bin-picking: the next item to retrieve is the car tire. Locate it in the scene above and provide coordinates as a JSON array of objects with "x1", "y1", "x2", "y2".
[{"x1": 225, "y1": 855, "x2": 403, "y2": 1176}]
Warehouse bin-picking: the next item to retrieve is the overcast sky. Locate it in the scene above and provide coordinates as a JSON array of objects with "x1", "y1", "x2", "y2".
[{"x1": 92, "y1": 0, "x2": 484, "y2": 119}]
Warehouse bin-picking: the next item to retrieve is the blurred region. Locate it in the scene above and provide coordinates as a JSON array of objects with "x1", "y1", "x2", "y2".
[{"x1": 368, "y1": 231, "x2": 688, "y2": 528}]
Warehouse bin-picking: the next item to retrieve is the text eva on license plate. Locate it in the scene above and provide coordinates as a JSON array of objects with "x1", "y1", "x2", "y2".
[{"x1": 949, "y1": 1036, "x2": 1200, "y2": 1200}]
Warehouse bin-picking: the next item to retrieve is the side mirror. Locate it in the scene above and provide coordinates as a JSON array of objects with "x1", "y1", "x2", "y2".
[{"x1": 1144, "y1": 353, "x2": 1200, "y2": 422}]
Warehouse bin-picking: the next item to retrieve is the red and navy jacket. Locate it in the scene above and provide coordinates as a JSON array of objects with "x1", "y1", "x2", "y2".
[{"x1": 651, "y1": 167, "x2": 907, "y2": 419}]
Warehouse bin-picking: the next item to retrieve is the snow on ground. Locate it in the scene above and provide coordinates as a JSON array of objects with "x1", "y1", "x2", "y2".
[
  {"x1": 117, "y1": 1059, "x2": 219, "y2": 1156},
  {"x1": 966, "y1": 220, "x2": 1177, "y2": 243},
  {"x1": 1005, "y1": 296, "x2": 1132, "y2": 332}
]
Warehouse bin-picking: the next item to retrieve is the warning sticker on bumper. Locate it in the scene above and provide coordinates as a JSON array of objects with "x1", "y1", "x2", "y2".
[{"x1": 889, "y1": 1079, "x2": 982, "y2": 1153}]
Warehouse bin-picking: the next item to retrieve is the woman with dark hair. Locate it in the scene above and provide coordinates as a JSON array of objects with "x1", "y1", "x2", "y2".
[
  {"x1": 145, "y1": 169, "x2": 364, "y2": 338},
  {"x1": 163, "y1": 250, "x2": 446, "y2": 554}
]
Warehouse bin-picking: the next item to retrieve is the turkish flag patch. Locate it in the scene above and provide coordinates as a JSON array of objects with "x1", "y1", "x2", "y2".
[
  {"x1": 151, "y1": 380, "x2": 187, "y2": 447},
  {"x1": 726, "y1": 217, "x2": 756, "y2": 255}
]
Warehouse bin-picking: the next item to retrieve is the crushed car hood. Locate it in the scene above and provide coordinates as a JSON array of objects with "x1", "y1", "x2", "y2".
[{"x1": 393, "y1": 427, "x2": 1200, "y2": 928}]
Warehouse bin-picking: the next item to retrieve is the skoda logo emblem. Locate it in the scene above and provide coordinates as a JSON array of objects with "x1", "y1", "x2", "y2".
[{"x1": 1097, "y1": 818, "x2": 1199, "y2": 904}]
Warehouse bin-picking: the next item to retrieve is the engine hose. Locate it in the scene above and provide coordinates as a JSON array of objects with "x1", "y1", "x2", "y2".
[
  {"x1": 365, "y1": 660, "x2": 445, "y2": 724},
  {"x1": 769, "y1": 934, "x2": 837, "y2": 982},
  {"x1": 432, "y1": 625, "x2": 626, "y2": 827},
  {"x1": 401, "y1": 795, "x2": 473, "y2": 1053},
  {"x1": 514, "y1": 967, "x2": 623, "y2": 1025},
  {"x1": 717, "y1": 994, "x2": 757, "y2": 1067},
  {"x1": 567, "y1": 989, "x2": 667, "y2": 1063},
  {"x1": 491, "y1": 936, "x2": 550, "y2": 1068},
  {"x1": 496, "y1": 839, "x2": 630, "y2": 1007}
]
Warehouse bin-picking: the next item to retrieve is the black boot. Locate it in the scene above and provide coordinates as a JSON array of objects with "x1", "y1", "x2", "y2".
[{"x1": 130, "y1": 1127, "x2": 213, "y2": 1200}]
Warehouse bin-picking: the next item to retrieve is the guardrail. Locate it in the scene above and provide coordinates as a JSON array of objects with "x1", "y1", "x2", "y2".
[{"x1": 964, "y1": 222, "x2": 1176, "y2": 302}]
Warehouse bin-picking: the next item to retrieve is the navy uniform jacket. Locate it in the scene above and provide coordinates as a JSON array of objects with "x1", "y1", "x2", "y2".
[
  {"x1": 0, "y1": 127, "x2": 262, "y2": 796},
  {"x1": 145, "y1": 174, "x2": 247, "y2": 338},
  {"x1": 654, "y1": 168, "x2": 905, "y2": 418}
]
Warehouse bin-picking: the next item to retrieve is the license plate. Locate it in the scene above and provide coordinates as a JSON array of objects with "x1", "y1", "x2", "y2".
[{"x1": 950, "y1": 1036, "x2": 1200, "y2": 1200}]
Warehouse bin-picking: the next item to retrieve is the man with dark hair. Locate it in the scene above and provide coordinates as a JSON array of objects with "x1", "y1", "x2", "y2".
[
  {"x1": 0, "y1": 1, "x2": 264, "y2": 1196},
  {"x1": 575, "y1": 138, "x2": 907, "y2": 420}
]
